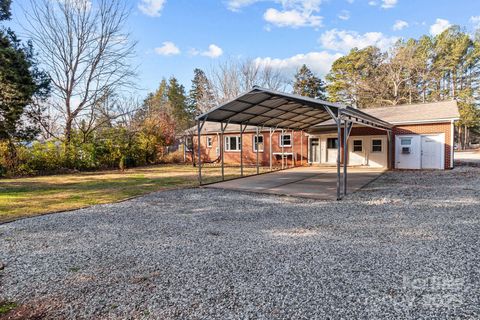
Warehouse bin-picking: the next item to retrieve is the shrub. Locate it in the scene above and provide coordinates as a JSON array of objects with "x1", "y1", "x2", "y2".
[{"x1": 159, "y1": 150, "x2": 184, "y2": 164}]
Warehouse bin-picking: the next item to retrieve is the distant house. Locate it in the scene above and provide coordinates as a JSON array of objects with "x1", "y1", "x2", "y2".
[{"x1": 185, "y1": 98, "x2": 459, "y2": 170}]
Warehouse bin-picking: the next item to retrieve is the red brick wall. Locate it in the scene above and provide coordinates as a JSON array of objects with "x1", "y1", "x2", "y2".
[
  {"x1": 190, "y1": 131, "x2": 309, "y2": 166},
  {"x1": 393, "y1": 122, "x2": 454, "y2": 169},
  {"x1": 187, "y1": 122, "x2": 454, "y2": 169}
]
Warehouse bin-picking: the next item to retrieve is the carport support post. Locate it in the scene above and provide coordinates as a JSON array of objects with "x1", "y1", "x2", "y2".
[
  {"x1": 269, "y1": 128, "x2": 273, "y2": 171},
  {"x1": 197, "y1": 120, "x2": 202, "y2": 185},
  {"x1": 291, "y1": 129, "x2": 295, "y2": 168},
  {"x1": 281, "y1": 129, "x2": 285, "y2": 169},
  {"x1": 240, "y1": 124, "x2": 243, "y2": 177},
  {"x1": 336, "y1": 115, "x2": 342, "y2": 200},
  {"x1": 343, "y1": 119, "x2": 348, "y2": 196},
  {"x1": 387, "y1": 130, "x2": 393, "y2": 169},
  {"x1": 256, "y1": 126, "x2": 260, "y2": 174},
  {"x1": 300, "y1": 130, "x2": 303, "y2": 166},
  {"x1": 221, "y1": 122, "x2": 225, "y2": 181}
]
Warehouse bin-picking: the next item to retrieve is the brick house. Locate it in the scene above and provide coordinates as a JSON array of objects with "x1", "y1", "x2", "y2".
[{"x1": 186, "y1": 100, "x2": 459, "y2": 170}]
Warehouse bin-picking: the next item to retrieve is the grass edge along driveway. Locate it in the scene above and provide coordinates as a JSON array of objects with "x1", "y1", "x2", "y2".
[{"x1": 0, "y1": 164, "x2": 269, "y2": 223}]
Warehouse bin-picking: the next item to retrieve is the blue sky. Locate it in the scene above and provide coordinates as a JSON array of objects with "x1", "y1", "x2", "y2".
[{"x1": 8, "y1": 0, "x2": 480, "y2": 95}]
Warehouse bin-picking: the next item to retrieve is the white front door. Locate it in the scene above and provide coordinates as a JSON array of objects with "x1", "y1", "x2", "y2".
[
  {"x1": 309, "y1": 138, "x2": 320, "y2": 163},
  {"x1": 421, "y1": 135, "x2": 444, "y2": 169},
  {"x1": 349, "y1": 138, "x2": 365, "y2": 165},
  {"x1": 368, "y1": 137, "x2": 388, "y2": 167},
  {"x1": 326, "y1": 137, "x2": 338, "y2": 164}
]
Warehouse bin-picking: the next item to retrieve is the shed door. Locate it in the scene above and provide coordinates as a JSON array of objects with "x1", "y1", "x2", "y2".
[
  {"x1": 395, "y1": 135, "x2": 421, "y2": 169},
  {"x1": 421, "y1": 135, "x2": 443, "y2": 169},
  {"x1": 326, "y1": 138, "x2": 338, "y2": 164},
  {"x1": 349, "y1": 138, "x2": 365, "y2": 165}
]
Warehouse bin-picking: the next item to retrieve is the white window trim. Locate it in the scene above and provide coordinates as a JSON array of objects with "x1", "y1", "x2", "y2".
[
  {"x1": 224, "y1": 136, "x2": 241, "y2": 152},
  {"x1": 253, "y1": 134, "x2": 264, "y2": 152},
  {"x1": 206, "y1": 136, "x2": 213, "y2": 148},
  {"x1": 279, "y1": 134, "x2": 292, "y2": 147},
  {"x1": 371, "y1": 139, "x2": 383, "y2": 153}
]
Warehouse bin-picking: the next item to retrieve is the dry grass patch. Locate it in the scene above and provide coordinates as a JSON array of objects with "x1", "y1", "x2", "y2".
[{"x1": 0, "y1": 164, "x2": 271, "y2": 223}]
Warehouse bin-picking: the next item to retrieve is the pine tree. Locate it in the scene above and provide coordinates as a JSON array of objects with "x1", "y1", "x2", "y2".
[
  {"x1": 293, "y1": 64, "x2": 327, "y2": 100},
  {"x1": 167, "y1": 77, "x2": 192, "y2": 131},
  {"x1": 0, "y1": 1, "x2": 50, "y2": 141},
  {"x1": 188, "y1": 68, "x2": 215, "y2": 115}
]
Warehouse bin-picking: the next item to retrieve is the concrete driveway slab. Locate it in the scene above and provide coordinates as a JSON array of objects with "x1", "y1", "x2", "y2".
[{"x1": 206, "y1": 166, "x2": 385, "y2": 199}]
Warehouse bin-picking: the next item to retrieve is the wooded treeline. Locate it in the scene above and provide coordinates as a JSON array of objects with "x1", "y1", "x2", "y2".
[
  {"x1": 327, "y1": 27, "x2": 480, "y2": 148},
  {"x1": 0, "y1": 0, "x2": 479, "y2": 176}
]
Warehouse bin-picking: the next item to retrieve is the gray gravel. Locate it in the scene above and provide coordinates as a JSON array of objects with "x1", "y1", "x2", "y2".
[{"x1": 1, "y1": 167, "x2": 479, "y2": 319}]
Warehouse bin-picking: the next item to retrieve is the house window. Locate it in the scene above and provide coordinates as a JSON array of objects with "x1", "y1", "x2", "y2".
[
  {"x1": 372, "y1": 139, "x2": 382, "y2": 152},
  {"x1": 253, "y1": 135, "x2": 264, "y2": 152},
  {"x1": 353, "y1": 140, "x2": 363, "y2": 152},
  {"x1": 206, "y1": 136, "x2": 212, "y2": 148},
  {"x1": 225, "y1": 136, "x2": 241, "y2": 151},
  {"x1": 327, "y1": 138, "x2": 338, "y2": 149},
  {"x1": 185, "y1": 137, "x2": 193, "y2": 151},
  {"x1": 400, "y1": 138, "x2": 412, "y2": 145},
  {"x1": 279, "y1": 134, "x2": 291, "y2": 147}
]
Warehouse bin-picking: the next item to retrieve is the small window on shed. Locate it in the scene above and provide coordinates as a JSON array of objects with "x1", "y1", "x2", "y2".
[
  {"x1": 400, "y1": 138, "x2": 412, "y2": 145},
  {"x1": 372, "y1": 139, "x2": 382, "y2": 152},
  {"x1": 353, "y1": 140, "x2": 363, "y2": 152},
  {"x1": 327, "y1": 138, "x2": 338, "y2": 149}
]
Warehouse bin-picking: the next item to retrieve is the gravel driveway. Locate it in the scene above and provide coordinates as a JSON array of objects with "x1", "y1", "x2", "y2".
[{"x1": 1, "y1": 167, "x2": 479, "y2": 319}]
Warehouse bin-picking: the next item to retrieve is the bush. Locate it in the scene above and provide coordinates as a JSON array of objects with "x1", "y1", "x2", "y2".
[
  {"x1": 27, "y1": 141, "x2": 63, "y2": 173},
  {"x1": 159, "y1": 150, "x2": 184, "y2": 164}
]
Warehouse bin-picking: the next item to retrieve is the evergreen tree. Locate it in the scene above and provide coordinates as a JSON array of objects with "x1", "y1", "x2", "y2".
[
  {"x1": 293, "y1": 64, "x2": 327, "y2": 100},
  {"x1": 0, "y1": 0, "x2": 11, "y2": 21},
  {"x1": 188, "y1": 68, "x2": 215, "y2": 115},
  {"x1": 0, "y1": 1, "x2": 50, "y2": 141},
  {"x1": 167, "y1": 77, "x2": 192, "y2": 131},
  {"x1": 327, "y1": 47, "x2": 383, "y2": 108}
]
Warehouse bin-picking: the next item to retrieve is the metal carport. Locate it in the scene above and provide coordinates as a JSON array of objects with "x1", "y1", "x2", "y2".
[{"x1": 196, "y1": 87, "x2": 393, "y2": 200}]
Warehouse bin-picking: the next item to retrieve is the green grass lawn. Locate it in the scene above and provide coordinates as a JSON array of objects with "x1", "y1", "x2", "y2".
[{"x1": 0, "y1": 164, "x2": 271, "y2": 223}]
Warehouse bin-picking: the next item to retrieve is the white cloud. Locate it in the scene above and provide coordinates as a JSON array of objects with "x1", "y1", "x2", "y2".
[
  {"x1": 319, "y1": 29, "x2": 399, "y2": 52},
  {"x1": 429, "y1": 18, "x2": 451, "y2": 36},
  {"x1": 202, "y1": 44, "x2": 223, "y2": 58},
  {"x1": 138, "y1": 0, "x2": 166, "y2": 17},
  {"x1": 226, "y1": 0, "x2": 324, "y2": 28},
  {"x1": 338, "y1": 10, "x2": 350, "y2": 21},
  {"x1": 254, "y1": 51, "x2": 343, "y2": 77},
  {"x1": 470, "y1": 16, "x2": 480, "y2": 29},
  {"x1": 393, "y1": 20, "x2": 408, "y2": 31},
  {"x1": 368, "y1": 0, "x2": 397, "y2": 9},
  {"x1": 154, "y1": 41, "x2": 180, "y2": 56},
  {"x1": 190, "y1": 44, "x2": 224, "y2": 58},
  {"x1": 264, "y1": 8, "x2": 322, "y2": 28},
  {"x1": 226, "y1": 0, "x2": 260, "y2": 11},
  {"x1": 381, "y1": 0, "x2": 397, "y2": 9}
]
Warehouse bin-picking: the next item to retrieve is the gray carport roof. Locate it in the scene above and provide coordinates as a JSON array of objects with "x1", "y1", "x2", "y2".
[
  {"x1": 195, "y1": 87, "x2": 394, "y2": 201},
  {"x1": 196, "y1": 87, "x2": 393, "y2": 131}
]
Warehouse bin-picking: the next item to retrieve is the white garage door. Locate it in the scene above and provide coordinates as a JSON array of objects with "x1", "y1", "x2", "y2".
[{"x1": 421, "y1": 134, "x2": 444, "y2": 169}]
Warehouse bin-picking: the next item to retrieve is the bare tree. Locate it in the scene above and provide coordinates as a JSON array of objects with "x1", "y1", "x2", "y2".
[
  {"x1": 24, "y1": 0, "x2": 136, "y2": 149},
  {"x1": 209, "y1": 58, "x2": 287, "y2": 104}
]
